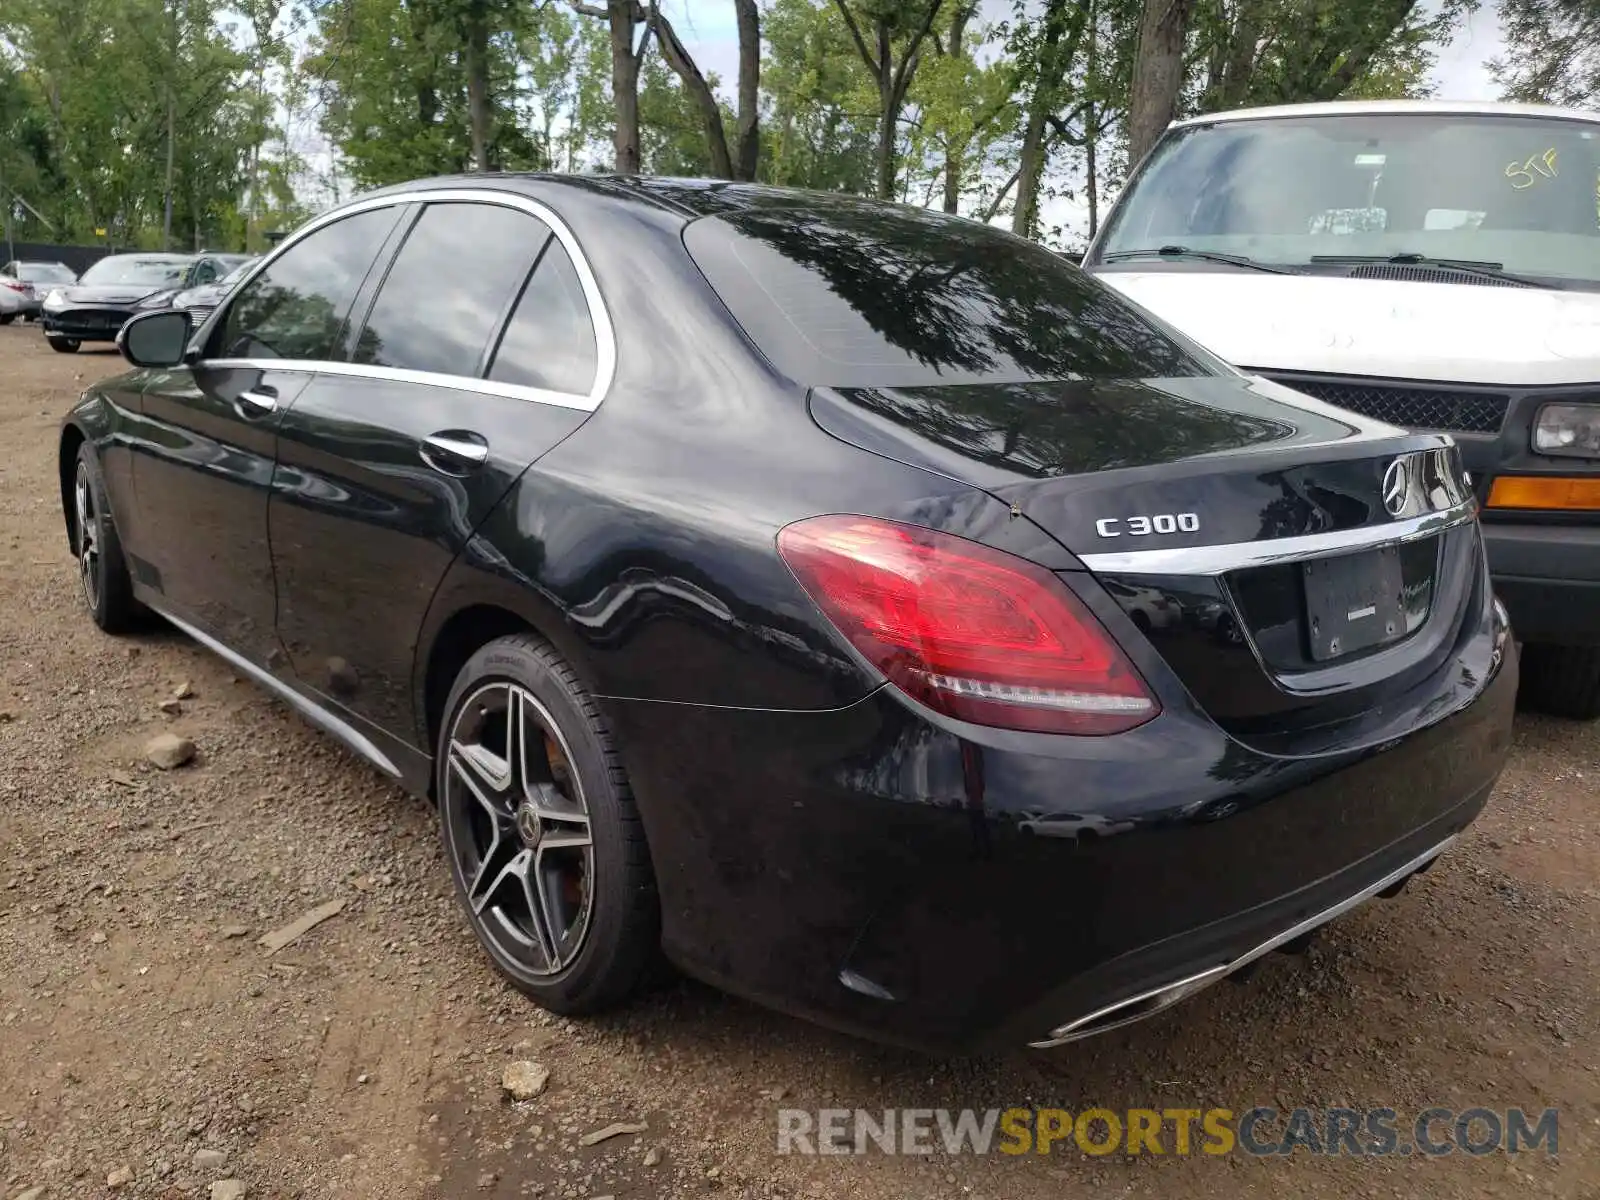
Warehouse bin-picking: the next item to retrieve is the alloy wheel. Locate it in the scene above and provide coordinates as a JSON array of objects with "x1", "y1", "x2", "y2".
[
  {"x1": 442, "y1": 681, "x2": 596, "y2": 978},
  {"x1": 74, "y1": 463, "x2": 99, "y2": 608}
]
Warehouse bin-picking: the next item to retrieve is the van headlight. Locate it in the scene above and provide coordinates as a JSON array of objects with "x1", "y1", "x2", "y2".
[{"x1": 1533, "y1": 403, "x2": 1600, "y2": 457}]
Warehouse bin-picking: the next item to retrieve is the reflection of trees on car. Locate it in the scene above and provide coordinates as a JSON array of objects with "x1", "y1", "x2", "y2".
[
  {"x1": 716, "y1": 202, "x2": 1202, "y2": 381},
  {"x1": 849, "y1": 381, "x2": 1291, "y2": 478},
  {"x1": 224, "y1": 285, "x2": 342, "y2": 359}
]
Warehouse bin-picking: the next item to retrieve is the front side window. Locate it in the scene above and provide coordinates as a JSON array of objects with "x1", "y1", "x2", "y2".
[
  {"x1": 215, "y1": 206, "x2": 401, "y2": 361},
  {"x1": 1096, "y1": 113, "x2": 1600, "y2": 289},
  {"x1": 352, "y1": 202, "x2": 551, "y2": 377},
  {"x1": 487, "y1": 239, "x2": 599, "y2": 396}
]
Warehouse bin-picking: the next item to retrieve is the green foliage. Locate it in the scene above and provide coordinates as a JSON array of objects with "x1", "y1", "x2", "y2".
[
  {"x1": 0, "y1": 0, "x2": 1504, "y2": 249},
  {"x1": 1494, "y1": 0, "x2": 1600, "y2": 107},
  {"x1": 759, "y1": 0, "x2": 877, "y2": 191}
]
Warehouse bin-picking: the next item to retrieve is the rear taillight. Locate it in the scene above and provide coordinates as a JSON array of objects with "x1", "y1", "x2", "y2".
[
  {"x1": 777, "y1": 515, "x2": 1159, "y2": 735},
  {"x1": 0, "y1": 281, "x2": 25, "y2": 292}
]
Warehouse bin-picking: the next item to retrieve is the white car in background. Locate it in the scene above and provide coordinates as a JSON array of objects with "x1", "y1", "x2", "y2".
[{"x1": 1083, "y1": 100, "x2": 1600, "y2": 719}]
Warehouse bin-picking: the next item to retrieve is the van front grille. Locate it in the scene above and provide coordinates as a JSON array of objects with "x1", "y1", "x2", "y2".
[{"x1": 1262, "y1": 375, "x2": 1509, "y2": 435}]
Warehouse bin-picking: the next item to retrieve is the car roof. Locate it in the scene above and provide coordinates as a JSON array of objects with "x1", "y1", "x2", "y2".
[
  {"x1": 98, "y1": 252, "x2": 195, "y2": 262},
  {"x1": 355, "y1": 172, "x2": 929, "y2": 224},
  {"x1": 1171, "y1": 99, "x2": 1600, "y2": 129}
]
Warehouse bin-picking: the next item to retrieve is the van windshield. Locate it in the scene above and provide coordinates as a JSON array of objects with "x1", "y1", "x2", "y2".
[{"x1": 1095, "y1": 112, "x2": 1600, "y2": 289}]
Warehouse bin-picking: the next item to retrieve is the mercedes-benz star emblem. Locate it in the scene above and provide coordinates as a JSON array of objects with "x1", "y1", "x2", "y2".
[
  {"x1": 1381, "y1": 456, "x2": 1411, "y2": 518},
  {"x1": 515, "y1": 804, "x2": 543, "y2": 848}
]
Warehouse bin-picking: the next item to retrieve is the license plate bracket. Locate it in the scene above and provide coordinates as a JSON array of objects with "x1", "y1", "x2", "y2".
[{"x1": 1302, "y1": 546, "x2": 1406, "y2": 662}]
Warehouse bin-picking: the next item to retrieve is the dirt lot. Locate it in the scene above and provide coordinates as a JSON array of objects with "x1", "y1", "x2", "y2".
[{"x1": 0, "y1": 326, "x2": 1596, "y2": 1200}]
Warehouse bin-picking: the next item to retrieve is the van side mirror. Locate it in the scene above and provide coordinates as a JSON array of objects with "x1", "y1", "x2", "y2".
[{"x1": 118, "y1": 309, "x2": 192, "y2": 368}]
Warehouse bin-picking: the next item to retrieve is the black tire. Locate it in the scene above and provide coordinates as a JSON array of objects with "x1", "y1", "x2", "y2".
[
  {"x1": 1518, "y1": 643, "x2": 1600, "y2": 720},
  {"x1": 0, "y1": 313, "x2": 14, "y2": 326},
  {"x1": 48, "y1": 336, "x2": 79, "y2": 353},
  {"x1": 72, "y1": 443, "x2": 142, "y2": 633},
  {"x1": 437, "y1": 633, "x2": 660, "y2": 1014}
]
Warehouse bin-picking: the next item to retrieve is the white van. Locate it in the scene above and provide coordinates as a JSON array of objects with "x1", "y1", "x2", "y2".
[{"x1": 1084, "y1": 100, "x2": 1600, "y2": 719}]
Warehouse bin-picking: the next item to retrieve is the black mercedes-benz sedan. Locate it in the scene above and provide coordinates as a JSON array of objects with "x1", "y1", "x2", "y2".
[{"x1": 59, "y1": 176, "x2": 1516, "y2": 1054}]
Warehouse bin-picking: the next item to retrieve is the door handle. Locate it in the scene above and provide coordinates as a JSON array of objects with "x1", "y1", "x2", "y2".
[
  {"x1": 237, "y1": 388, "x2": 278, "y2": 416},
  {"x1": 421, "y1": 431, "x2": 490, "y2": 474}
]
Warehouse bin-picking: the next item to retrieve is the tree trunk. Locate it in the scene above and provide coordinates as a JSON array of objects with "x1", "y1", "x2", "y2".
[
  {"x1": 653, "y1": 6, "x2": 733, "y2": 177},
  {"x1": 608, "y1": 1, "x2": 642, "y2": 173},
  {"x1": 1011, "y1": 95, "x2": 1050, "y2": 237},
  {"x1": 162, "y1": 85, "x2": 175, "y2": 249},
  {"x1": 1083, "y1": 0, "x2": 1100, "y2": 238},
  {"x1": 834, "y1": 0, "x2": 943, "y2": 200},
  {"x1": 1127, "y1": 0, "x2": 1196, "y2": 165},
  {"x1": 733, "y1": 0, "x2": 760, "y2": 180},
  {"x1": 874, "y1": 90, "x2": 896, "y2": 200},
  {"x1": 941, "y1": 2, "x2": 974, "y2": 213},
  {"x1": 1011, "y1": 0, "x2": 1084, "y2": 237},
  {"x1": 873, "y1": 21, "x2": 895, "y2": 200},
  {"x1": 463, "y1": 2, "x2": 491, "y2": 171}
]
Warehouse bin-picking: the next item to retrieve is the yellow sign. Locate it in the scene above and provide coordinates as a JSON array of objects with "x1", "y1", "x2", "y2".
[{"x1": 94, "y1": 227, "x2": 107, "y2": 236}]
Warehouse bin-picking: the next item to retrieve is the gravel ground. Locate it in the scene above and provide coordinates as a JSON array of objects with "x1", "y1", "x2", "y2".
[{"x1": 0, "y1": 326, "x2": 1595, "y2": 1200}]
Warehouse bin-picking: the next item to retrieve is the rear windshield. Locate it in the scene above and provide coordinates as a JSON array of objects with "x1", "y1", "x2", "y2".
[
  {"x1": 684, "y1": 203, "x2": 1219, "y2": 388},
  {"x1": 18, "y1": 263, "x2": 74, "y2": 283}
]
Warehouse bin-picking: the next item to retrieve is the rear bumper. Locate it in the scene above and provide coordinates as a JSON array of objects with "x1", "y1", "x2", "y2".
[
  {"x1": 607, "y1": 628, "x2": 1517, "y2": 1055},
  {"x1": 1483, "y1": 520, "x2": 1600, "y2": 646}
]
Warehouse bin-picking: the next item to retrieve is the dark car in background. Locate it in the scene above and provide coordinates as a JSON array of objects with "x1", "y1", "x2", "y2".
[
  {"x1": 41, "y1": 252, "x2": 229, "y2": 352},
  {"x1": 61, "y1": 177, "x2": 1515, "y2": 1054},
  {"x1": 165, "y1": 256, "x2": 258, "y2": 326},
  {"x1": 0, "y1": 260, "x2": 77, "y2": 323}
]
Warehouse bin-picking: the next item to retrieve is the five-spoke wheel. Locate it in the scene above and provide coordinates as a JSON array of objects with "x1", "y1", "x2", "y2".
[
  {"x1": 74, "y1": 461, "x2": 100, "y2": 609},
  {"x1": 443, "y1": 681, "x2": 596, "y2": 977},
  {"x1": 71, "y1": 443, "x2": 139, "y2": 633},
  {"x1": 437, "y1": 634, "x2": 659, "y2": 1012}
]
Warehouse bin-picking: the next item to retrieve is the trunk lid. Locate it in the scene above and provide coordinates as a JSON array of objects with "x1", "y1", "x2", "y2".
[{"x1": 810, "y1": 375, "x2": 1486, "y2": 752}]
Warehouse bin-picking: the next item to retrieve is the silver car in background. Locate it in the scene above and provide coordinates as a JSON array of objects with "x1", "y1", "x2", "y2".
[{"x1": 0, "y1": 261, "x2": 77, "y2": 324}]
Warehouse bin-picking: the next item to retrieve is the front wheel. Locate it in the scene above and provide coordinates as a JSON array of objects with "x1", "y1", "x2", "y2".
[
  {"x1": 72, "y1": 443, "x2": 141, "y2": 633},
  {"x1": 437, "y1": 634, "x2": 660, "y2": 1014},
  {"x1": 1518, "y1": 643, "x2": 1600, "y2": 720},
  {"x1": 0, "y1": 313, "x2": 14, "y2": 326},
  {"x1": 48, "y1": 336, "x2": 79, "y2": 354}
]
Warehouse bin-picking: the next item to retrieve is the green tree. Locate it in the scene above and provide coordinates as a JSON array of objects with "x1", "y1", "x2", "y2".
[{"x1": 1495, "y1": 0, "x2": 1600, "y2": 107}]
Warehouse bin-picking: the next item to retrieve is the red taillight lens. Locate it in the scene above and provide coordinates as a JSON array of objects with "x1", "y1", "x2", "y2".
[
  {"x1": 0, "y1": 281, "x2": 25, "y2": 292},
  {"x1": 777, "y1": 515, "x2": 1159, "y2": 735}
]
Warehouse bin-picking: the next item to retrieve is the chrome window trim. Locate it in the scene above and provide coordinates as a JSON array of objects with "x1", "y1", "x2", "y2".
[
  {"x1": 199, "y1": 357, "x2": 597, "y2": 412},
  {"x1": 1078, "y1": 498, "x2": 1477, "y2": 576},
  {"x1": 189, "y1": 186, "x2": 614, "y2": 413}
]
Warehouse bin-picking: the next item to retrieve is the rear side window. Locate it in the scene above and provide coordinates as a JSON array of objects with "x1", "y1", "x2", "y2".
[
  {"x1": 20, "y1": 264, "x2": 74, "y2": 283},
  {"x1": 217, "y1": 206, "x2": 401, "y2": 361},
  {"x1": 684, "y1": 204, "x2": 1218, "y2": 388},
  {"x1": 486, "y1": 240, "x2": 598, "y2": 396},
  {"x1": 353, "y1": 202, "x2": 551, "y2": 377}
]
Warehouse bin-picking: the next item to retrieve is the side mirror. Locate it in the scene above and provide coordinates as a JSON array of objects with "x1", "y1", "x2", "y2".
[{"x1": 118, "y1": 309, "x2": 192, "y2": 368}]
